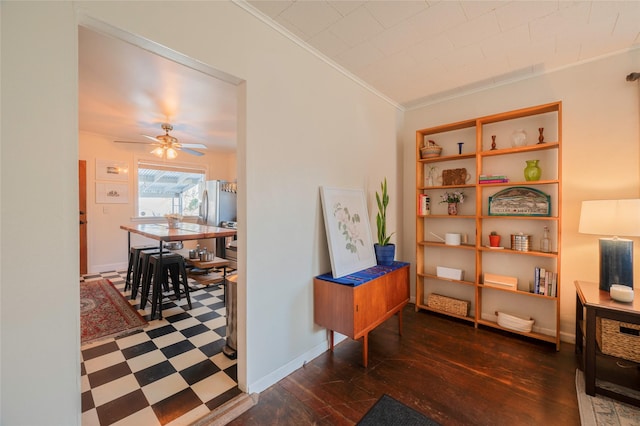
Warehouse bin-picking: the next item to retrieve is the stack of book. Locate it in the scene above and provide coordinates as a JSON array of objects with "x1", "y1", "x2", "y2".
[
  {"x1": 533, "y1": 267, "x2": 557, "y2": 297},
  {"x1": 479, "y1": 174, "x2": 509, "y2": 184}
]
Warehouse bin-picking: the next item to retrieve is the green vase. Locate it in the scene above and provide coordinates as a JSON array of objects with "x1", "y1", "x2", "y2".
[{"x1": 524, "y1": 160, "x2": 541, "y2": 181}]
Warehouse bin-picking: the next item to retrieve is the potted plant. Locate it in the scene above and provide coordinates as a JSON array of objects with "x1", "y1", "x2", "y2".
[
  {"x1": 440, "y1": 190, "x2": 464, "y2": 215},
  {"x1": 489, "y1": 231, "x2": 501, "y2": 247},
  {"x1": 374, "y1": 178, "x2": 396, "y2": 266}
]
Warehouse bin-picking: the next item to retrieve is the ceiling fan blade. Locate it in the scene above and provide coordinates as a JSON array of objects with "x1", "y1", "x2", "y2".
[
  {"x1": 142, "y1": 134, "x2": 161, "y2": 142},
  {"x1": 178, "y1": 147, "x2": 205, "y2": 156},
  {"x1": 114, "y1": 140, "x2": 157, "y2": 145},
  {"x1": 178, "y1": 143, "x2": 207, "y2": 149}
]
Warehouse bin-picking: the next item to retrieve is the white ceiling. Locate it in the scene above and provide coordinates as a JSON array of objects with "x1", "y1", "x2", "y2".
[
  {"x1": 248, "y1": 0, "x2": 640, "y2": 107},
  {"x1": 78, "y1": 26, "x2": 239, "y2": 153},
  {"x1": 79, "y1": 1, "x2": 640, "y2": 151}
]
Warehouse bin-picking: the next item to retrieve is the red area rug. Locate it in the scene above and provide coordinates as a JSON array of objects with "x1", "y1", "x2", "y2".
[{"x1": 80, "y1": 279, "x2": 148, "y2": 345}]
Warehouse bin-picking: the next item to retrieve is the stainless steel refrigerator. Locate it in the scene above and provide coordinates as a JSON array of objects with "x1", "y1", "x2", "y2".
[{"x1": 198, "y1": 180, "x2": 237, "y2": 255}]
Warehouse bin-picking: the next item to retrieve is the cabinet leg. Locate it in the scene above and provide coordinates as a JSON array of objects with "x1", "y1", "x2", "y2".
[
  {"x1": 329, "y1": 330, "x2": 334, "y2": 351},
  {"x1": 398, "y1": 309, "x2": 403, "y2": 336},
  {"x1": 585, "y1": 308, "x2": 596, "y2": 396},
  {"x1": 362, "y1": 333, "x2": 368, "y2": 368},
  {"x1": 575, "y1": 293, "x2": 583, "y2": 355}
]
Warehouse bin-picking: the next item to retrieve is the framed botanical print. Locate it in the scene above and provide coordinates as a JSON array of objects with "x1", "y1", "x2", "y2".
[{"x1": 320, "y1": 186, "x2": 376, "y2": 278}]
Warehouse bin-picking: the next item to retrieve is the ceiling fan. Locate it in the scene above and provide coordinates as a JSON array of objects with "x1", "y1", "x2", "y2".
[{"x1": 115, "y1": 123, "x2": 206, "y2": 159}]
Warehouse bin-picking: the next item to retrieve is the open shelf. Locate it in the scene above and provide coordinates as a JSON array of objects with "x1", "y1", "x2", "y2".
[
  {"x1": 477, "y1": 319, "x2": 557, "y2": 344},
  {"x1": 415, "y1": 303, "x2": 475, "y2": 323},
  {"x1": 415, "y1": 101, "x2": 562, "y2": 350}
]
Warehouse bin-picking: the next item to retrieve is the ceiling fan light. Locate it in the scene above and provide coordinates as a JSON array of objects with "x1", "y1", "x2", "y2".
[
  {"x1": 166, "y1": 147, "x2": 178, "y2": 159},
  {"x1": 151, "y1": 147, "x2": 165, "y2": 157}
]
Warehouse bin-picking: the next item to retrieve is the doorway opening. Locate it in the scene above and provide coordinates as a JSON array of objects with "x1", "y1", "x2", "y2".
[{"x1": 78, "y1": 19, "x2": 247, "y2": 424}]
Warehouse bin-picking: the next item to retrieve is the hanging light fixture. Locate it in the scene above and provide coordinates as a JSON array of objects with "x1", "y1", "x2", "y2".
[
  {"x1": 151, "y1": 146, "x2": 165, "y2": 158},
  {"x1": 166, "y1": 147, "x2": 178, "y2": 159},
  {"x1": 151, "y1": 144, "x2": 178, "y2": 159}
]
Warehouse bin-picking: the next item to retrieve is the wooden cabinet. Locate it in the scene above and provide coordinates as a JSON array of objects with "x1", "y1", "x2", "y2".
[
  {"x1": 415, "y1": 102, "x2": 562, "y2": 349},
  {"x1": 314, "y1": 263, "x2": 409, "y2": 366},
  {"x1": 575, "y1": 280, "x2": 640, "y2": 406}
]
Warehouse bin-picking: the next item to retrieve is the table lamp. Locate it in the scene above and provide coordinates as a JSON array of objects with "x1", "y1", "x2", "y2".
[{"x1": 578, "y1": 199, "x2": 640, "y2": 291}]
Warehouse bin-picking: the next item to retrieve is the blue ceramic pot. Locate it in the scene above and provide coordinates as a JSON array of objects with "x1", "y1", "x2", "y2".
[{"x1": 374, "y1": 243, "x2": 395, "y2": 266}]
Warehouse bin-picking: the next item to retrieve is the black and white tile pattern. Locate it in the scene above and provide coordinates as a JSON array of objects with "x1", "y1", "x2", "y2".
[{"x1": 81, "y1": 270, "x2": 240, "y2": 425}]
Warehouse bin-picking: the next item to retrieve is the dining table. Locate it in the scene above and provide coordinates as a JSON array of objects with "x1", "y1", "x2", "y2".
[
  {"x1": 120, "y1": 222, "x2": 238, "y2": 317},
  {"x1": 121, "y1": 222, "x2": 237, "y2": 245},
  {"x1": 121, "y1": 221, "x2": 237, "y2": 267}
]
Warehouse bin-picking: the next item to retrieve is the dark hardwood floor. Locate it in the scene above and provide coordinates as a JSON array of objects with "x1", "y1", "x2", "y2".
[{"x1": 230, "y1": 304, "x2": 580, "y2": 425}]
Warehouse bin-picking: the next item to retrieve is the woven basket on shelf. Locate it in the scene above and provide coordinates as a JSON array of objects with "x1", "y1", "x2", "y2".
[
  {"x1": 427, "y1": 293, "x2": 469, "y2": 316},
  {"x1": 420, "y1": 140, "x2": 442, "y2": 159},
  {"x1": 596, "y1": 317, "x2": 640, "y2": 363}
]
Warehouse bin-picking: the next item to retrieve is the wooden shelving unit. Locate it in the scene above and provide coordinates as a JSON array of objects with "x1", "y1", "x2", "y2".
[{"x1": 415, "y1": 101, "x2": 562, "y2": 350}]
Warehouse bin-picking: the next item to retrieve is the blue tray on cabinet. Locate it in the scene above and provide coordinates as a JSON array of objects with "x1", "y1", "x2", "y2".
[{"x1": 316, "y1": 261, "x2": 409, "y2": 286}]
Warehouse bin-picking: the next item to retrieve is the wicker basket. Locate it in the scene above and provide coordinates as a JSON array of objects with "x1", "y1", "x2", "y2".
[
  {"x1": 420, "y1": 140, "x2": 442, "y2": 159},
  {"x1": 596, "y1": 317, "x2": 640, "y2": 363},
  {"x1": 427, "y1": 293, "x2": 469, "y2": 316}
]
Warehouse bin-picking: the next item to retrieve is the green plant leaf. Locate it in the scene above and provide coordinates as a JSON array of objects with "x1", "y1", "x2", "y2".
[{"x1": 375, "y1": 177, "x2": 393, "y2": 246}]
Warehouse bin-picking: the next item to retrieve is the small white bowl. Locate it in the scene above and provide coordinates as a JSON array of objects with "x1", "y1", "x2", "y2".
[
  {"x1": 497, "y1": 311, "x2": 534, "y2": 333},
  {"x1": 610, "y1": 284, "x2": 634, "y2": 303}
]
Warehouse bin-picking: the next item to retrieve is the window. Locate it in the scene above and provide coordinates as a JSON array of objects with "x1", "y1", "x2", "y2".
[{"x1": 136, "y1": 160, "x2": 206, "y2": 218}]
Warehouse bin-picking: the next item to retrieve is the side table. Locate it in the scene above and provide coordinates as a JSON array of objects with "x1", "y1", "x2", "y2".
[
  {"x1": 574, "y1": 280, "x2": 640, "y2": 407},
  {"x1": 314, "y1": 262, "x2": 410, "y2": 367}
]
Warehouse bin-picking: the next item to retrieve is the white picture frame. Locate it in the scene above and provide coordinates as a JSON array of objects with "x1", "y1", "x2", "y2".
[
  {"x1": 96, "y1": 159, "x2": 129, "y2": 181},
  {"x1": 320, "y1": 186, "x2": 377, "y2": 278},
  {"x1": 96, "y1": 182, "x2": 129, "y2": 204}
]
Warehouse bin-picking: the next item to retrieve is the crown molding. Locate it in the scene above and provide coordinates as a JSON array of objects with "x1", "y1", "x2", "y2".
[{"x1": 233, "y1": 0, "x2": 404, "y2": 112}]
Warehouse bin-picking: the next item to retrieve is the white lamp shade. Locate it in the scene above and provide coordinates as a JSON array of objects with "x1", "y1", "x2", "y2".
[{"x1": 578, "y1": 199, "x2": 640, "y2": 237}]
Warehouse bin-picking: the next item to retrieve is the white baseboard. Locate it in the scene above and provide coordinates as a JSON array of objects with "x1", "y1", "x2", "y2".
[
  {"x1": 246, "y1": 333, "x2": 346, "y2": 394},
  {"x1": 89, "y1": 262, "x2": 128, "y2": 275}
]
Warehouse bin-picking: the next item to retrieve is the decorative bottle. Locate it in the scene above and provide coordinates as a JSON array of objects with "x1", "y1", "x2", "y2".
[
  {"x1": 524, "y1": 159, "x2": 541, "y2": 181},
  {"x1": 541, "y1": 226, "x2": 551, "y2": 253}
]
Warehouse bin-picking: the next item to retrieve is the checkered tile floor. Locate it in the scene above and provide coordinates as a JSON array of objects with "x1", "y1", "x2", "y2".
[{"x1": 81, "y1": 270, "x2": 241, "y2": 426}]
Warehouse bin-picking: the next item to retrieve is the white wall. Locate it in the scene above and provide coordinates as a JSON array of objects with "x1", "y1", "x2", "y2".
[
  {"x1": 403, "y1": 49, "x2": 640, "y2": 341},
  {"x1": 79, "y1": 130, "x2": 237, "y2": 273},
  {"x1": 1, "y1": 2, "x2": 402, "y2": 423},
  {"x1": 1, "y1": 2, "x2": 80, "y2": 425}
]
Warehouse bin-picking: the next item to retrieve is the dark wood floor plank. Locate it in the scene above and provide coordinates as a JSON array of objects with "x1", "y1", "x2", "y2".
[{"x1": 230, "y1": 305, "x2": 580, "y2": 425}]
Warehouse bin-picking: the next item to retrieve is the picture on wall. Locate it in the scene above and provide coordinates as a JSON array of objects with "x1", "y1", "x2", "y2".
[
  {"x1": 320, "y1": 186, "x2": 377, "y2": 278},
  {"x1": 96, "y1": 159, "x2": 129, "y2": 181},
  {"x1": 96, "y1": 183, "x2": 129, "y2": 204}
]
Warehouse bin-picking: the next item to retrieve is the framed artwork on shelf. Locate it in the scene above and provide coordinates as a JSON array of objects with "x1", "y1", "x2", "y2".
[
  {"x1": 320, "y1": 186, "x2": 376, "y2": 278},
  {"x1": 488, "y1": 186, "x2": 550, "y2": 216},
  {"x1": 96, "y1": 159, "x2": 129, "y2": 181},
  {"x1": 96, "y1": 182, "x2": 129, "y2": 204}
]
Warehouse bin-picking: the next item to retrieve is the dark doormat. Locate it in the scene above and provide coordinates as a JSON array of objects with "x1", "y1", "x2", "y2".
[{"x1": 358, "y1": 394, "x2": 440, "y2": 426}]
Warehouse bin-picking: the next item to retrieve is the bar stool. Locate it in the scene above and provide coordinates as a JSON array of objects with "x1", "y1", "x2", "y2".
[
  {"x1": 131, "y1": 249, "x2": 161, "y2": 300},
  {"x1": 142, "y1": 253, "x2": 192, "y2": 320},
  {"x1": 125, "y1": 244, "x2": 157, "y2": 292},
  {"x1": 138, "y1": 250, "x2": 165, "y2": 306}
]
